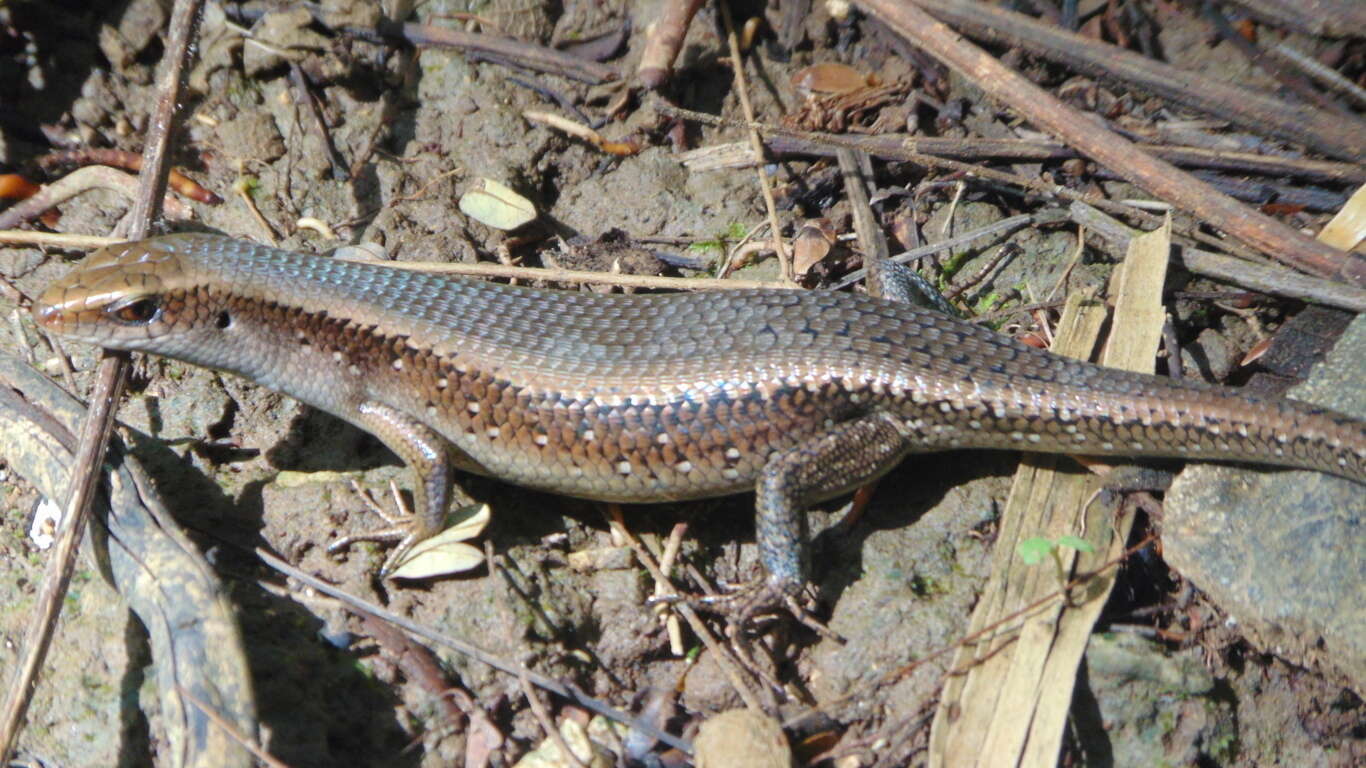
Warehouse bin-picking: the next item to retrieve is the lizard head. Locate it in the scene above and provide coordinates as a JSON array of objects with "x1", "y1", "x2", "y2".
[{"x1": 32, "y1": 234, "x2": 227, "y2": 352}]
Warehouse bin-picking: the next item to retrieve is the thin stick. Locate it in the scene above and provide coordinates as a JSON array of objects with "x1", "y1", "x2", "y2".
[
  {"x1": 904, "y1": 0, "x2": 1365, "y2": 160},
  {"x1": 856, "y1": 0, "x2": 1363, "y2": 286},
  {"x1": 343, "y1": 256, "x2": 799, "y2": 291},
  {"x1": 718, "y1": 0, "x2": 792, "y2": 282},
  {"x1": 0, "y1": 230, "x2": 123, "y2": 249},
  {"x1": 0, "y1": 1, "x2": 204, "y2": 760}
]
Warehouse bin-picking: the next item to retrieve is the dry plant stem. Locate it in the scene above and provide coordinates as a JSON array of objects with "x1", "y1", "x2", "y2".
[
  {"x1": 654, "y1": 101, "x2": 1199, "y2": 252},
  {"x1": 395, "y1": 21, "x2": 618, "y2": 84},
  {"x1": 906, "y1": 0, "x2": 1365, "y2": 161},
  {"x1": 255, "y1": 549, "x2": 694, "y2": 755},
  {"x1": 857, "y1": 0, "x2": 1363, "y2": 286},
  {"x1": 611, "y1": 519, "x2": 768, "y2": 712},
  {"x1": 344, "y1": 256, "x2": 800, "y2": 291},
  {"x1": 637, "y1": 0, "x2": 705, "y2": 88},
  {"x1": 762, "y1": 132, "x2": 1366, "y2": 185},
  {"x1": 663, "y1": 99, "x2": 1273, "y2": 264},
  {"x1": 1069, "y1": 202, "x2": 1366, "y2": 312},
  {"x1": 0, "y1": 166, "x2": 191, "y2": 230},
  {"x1": 0, "y1": 2, "x2": 205, "y2": 761},
  {"x1": 0, "y1": 230, "x2": 124, "y2": 249},
  {"x1": 718, "y1": 0, "x2": 792, "y2": 282}
]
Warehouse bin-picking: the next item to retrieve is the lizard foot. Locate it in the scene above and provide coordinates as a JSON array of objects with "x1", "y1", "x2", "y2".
[{"x1": 327, "y1": 479, "x2": 424, "y2": 576}]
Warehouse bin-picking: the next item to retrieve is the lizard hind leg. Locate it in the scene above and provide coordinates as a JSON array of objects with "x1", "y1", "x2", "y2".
[
  {"x1": 752, "y1": 410, "x2": 915, "y2": 599},
  {"x1": 324, "y1": 400, "x2": 456, "y2": 576}
]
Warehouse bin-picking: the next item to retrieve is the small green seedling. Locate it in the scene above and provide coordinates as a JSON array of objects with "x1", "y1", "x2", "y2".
[{"x1": 1017, "y1": 535, "x2": 1095, "y2": 592}]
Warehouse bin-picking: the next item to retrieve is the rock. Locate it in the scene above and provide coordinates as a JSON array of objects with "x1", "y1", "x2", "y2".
[
  {"x1": 1163, "y1": 315, "x2": 1365, "y2": 694},
  {"x1": 1180, "y1": 328, "x2": 1235, "y2": 381},
  {"x1": 1076, "y1": 633, "x2": 1233, "y2": 768},
  {"x1": 694, "y1": 710, "x2": 793, "y2": 768}
]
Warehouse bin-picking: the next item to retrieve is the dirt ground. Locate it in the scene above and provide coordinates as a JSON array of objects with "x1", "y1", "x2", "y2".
[{"x1": 1, "y1": 1, "x2": 1362, "y2": 766}]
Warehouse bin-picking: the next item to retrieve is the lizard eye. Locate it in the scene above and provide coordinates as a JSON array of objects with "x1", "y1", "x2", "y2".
[{"x1": 107, "y1": 296, "x2": 161, "y2": 325}]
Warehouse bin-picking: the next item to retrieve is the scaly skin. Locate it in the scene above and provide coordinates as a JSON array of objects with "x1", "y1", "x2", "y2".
[{"x1": 33, "y1": 234, "x2": 1366, "y2": 592}]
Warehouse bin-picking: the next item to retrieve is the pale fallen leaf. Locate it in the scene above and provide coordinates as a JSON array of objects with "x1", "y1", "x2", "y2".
[
  {"x1": 459, "y1": 178, "x2": 537, "y2": 230},
  {"x1": 388, "y1": 503, "x2": 491, "y2": 580}
]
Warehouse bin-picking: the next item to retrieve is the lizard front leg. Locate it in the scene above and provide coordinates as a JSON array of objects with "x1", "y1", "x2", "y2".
[{"x1": 327, "y1": 400, "x2": 455, "y2": 575}]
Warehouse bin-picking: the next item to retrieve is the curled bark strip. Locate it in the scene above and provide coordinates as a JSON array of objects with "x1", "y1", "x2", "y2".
[
  {"x1": 38, "y1": 148, "x2": 222, "y2": 204},
  {"x1": 0, "y1": 166, "x2": 192, "y2": 230}
]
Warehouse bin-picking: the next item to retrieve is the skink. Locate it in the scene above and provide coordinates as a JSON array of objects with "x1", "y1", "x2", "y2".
[{"x1": 32, "y1": 234, "x2": 1366, "y2": 594}]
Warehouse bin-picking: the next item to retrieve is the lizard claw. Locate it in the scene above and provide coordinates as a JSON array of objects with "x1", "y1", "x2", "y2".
[{"x1": 327, "y1": 479, "x2": 423, "y2": 575}]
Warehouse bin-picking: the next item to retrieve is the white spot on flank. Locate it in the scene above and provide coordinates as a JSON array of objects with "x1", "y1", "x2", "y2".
[
  {"x1": 426, "y1": 406, "x2": 437, "y2": 418},
  {"x1": 1101, "y1": 442, "x2": 1115, "y2": 451},
  {"x1": 1236, "y1": 425, "x2": 1248, "y2": 437},
  {"x1": 1010, "y1": 431, "x2": 1024, "y2": 441},
  {"x1": 436, "y1": 377, "x2": 448, "y2": 389},
  {"x1": 1208, "y1": 425, "x2": 1221, "y2": 435},
  {"x1": 656, "y1": 433, "x2": 670, "y2": 444},
  {"x1": 992, "y1": 403, "x2": 1006, "y2": 419},
  {"x1": 1274, "y1": 448, "x2": 1285, "y2": 457},
  {"x1": 1064, "y1": 425, "x2": 1077, "y2": 434},
  {"x1": 725, "y1": 447, "x2": 741, "y2": 460},
  {"x1": 349, "y1": 365, "x2": 361, "y2": 376},
  {"x1": 616, "y1": 461, "x2": 632, "y2": 475},
  {"x1": 1131, "y1": 442, "x2": 1144, "y2": 450},
  {"x1": 676, "y1": 461, "x2": 693, "y2": 473},
  {"x1": 1074, "y1": 434, "x2": 1087, "y2": 442},
  {"x1": 1276, "y1": 433, "x2": 1288, "y2": 443},
  {"x1": 486, "y1": 427, "x2": 501, "y2": 438},
  {"x1": 332, "y1": 351, "x2": 343, "y2": 362},
  {"x1": 392, "y1": 359, "x2": 404, "y2": 371},
  {"x1": 1027, "y1": 433, "x2": 1042, "y2": 443},
  {"x1": 969, "y1": 420, "x2": 982, "y2": 430},
  {"x1": 939, "y1": 402, "x2": 952, "y2": 413},
  {"x1": 534, "y1": 434, "x2": 548, "y2": 446},
  {"x1": 467, "y1": 402, "x2": 481, "y2": 414},
  {"x1": 722, "y1": 468, "x2": 740, "y2": 480},
  {"x1": 583, "y1": 429, "x2": 596, "y2": 441}
]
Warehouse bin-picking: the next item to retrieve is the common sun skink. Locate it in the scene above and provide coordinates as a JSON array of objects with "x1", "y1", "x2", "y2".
[{"x1": 32, "y1": 234, "x2": 1366, "y2": 596}]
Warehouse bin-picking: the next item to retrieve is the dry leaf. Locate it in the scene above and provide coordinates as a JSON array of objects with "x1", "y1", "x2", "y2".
[
  {"x1": 388, "y1": 503, "x2": 491, "y2": 580},
  {"x1": 460, "y1": 178, "x2": 537, "y2": 230}
]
